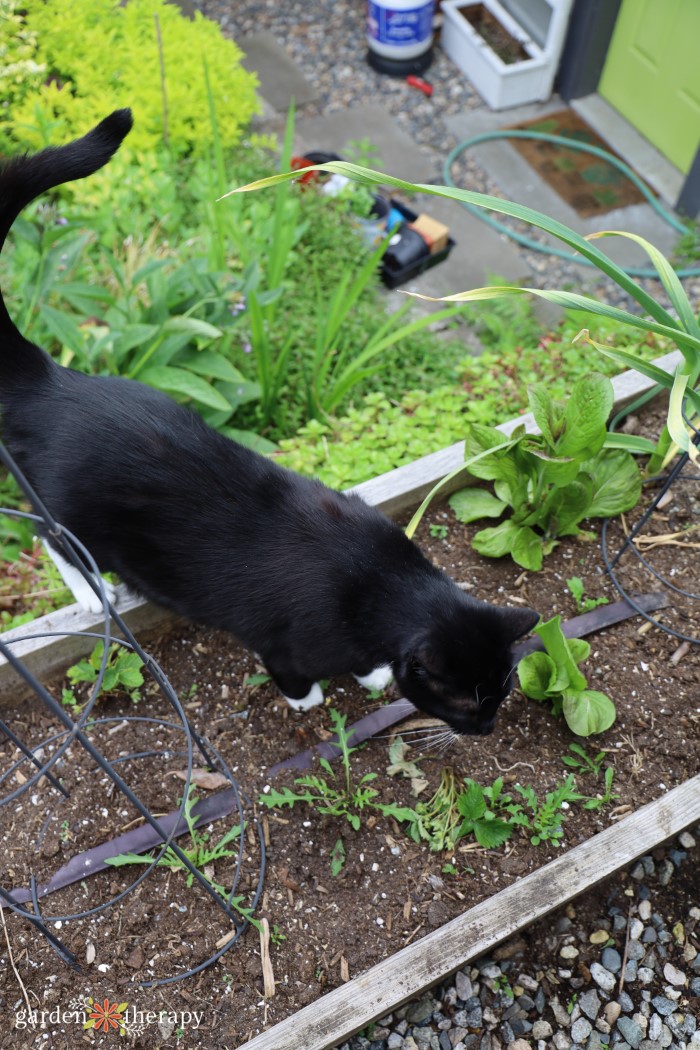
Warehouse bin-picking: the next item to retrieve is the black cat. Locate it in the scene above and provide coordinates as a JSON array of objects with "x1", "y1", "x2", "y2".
[{"x1": 0, "y1": 110, "x2": 538, "y2": 734}]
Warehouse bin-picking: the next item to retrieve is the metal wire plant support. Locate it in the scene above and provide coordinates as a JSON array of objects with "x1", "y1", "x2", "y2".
[
  {"x1": 602, "y1": 398, "x2": 700, "y2": 646},
  {"x1": 0, "y1": 441, "x2": 266, "y2": 987}
]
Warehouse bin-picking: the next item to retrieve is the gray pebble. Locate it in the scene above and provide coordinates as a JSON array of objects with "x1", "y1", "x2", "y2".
[
  {"x1": 637, "y1": 968, "x2": 655, "y2": 985},
  {"x1": 406, "y1": 1000, "x2": 435, "y2": 1025},
  {"x1": 647, "y1": 1015, "x2": 662, "y2": 1042},
  {"x1": 619, "y1": 992, "x2": 635, "y2": 1014},
  {"x1": 456, "y1": 972, "x2": 473, "y2": 1002},
  {"x1": 656, "y1": 861, "x2": 674, "y2": 886},
  {"x1": 590, "y1": 963, "x2": 617, "y2": 992},
  {"x1": 439, "y1": 1032, "x2": 453, "y2": 1050},
  {"x1": 629, "y1": 919, "x2": 645, "y2": 941},
  {"x1": 572, "y1": 1019, "x2": 593, "y2": 1043},
  {"x1": 387, "y1": 1035, "x2": 404, "y2": 1049},
  {"x1": 617, "y1": 1017, "x2": 644, "y2": 1049},
  {"x1": 624, "y1": 961, "x2": 638, "y2": 983},
  {"x1": 553, "y1": 1033, "x2": 571, "y2": 1050},
  {"x1": 691, "y1": 977, "x2": 700, "y2": 995},
  {"x1": 535, "y1": 988, "x2": 545, "y2": 1014},
  {"x1": 650, "y1": 998, "x2": 675, "y2": 1016},
  {"x1": 532, "y1": 1020, "x2": 553, "y2": 1039},
  {"x1": 602, "y1": 948, "x2": 622, "y2": 974},
  {"x1": 641, "y1": 927, "x2": 657, "y2": 944},
  {"x1": 628, "y1": 942, "x2": 646, "y2": 962},
  {"x1": 579, "y1": 990, "x2": 602, "y2": 1021}
]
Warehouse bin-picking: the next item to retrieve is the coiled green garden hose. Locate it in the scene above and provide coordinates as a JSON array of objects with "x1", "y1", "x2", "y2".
[{"x1": 443, "y1": 130, "x2": 700, "y2": 279}]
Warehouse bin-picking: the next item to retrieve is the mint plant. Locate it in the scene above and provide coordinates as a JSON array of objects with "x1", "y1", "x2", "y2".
[
  {"x1": 447, "y1": 373, "x2": 642, "y2": 570},
  {"x1": 517, "y1": 615, "x2": 616, "y2": 736}
]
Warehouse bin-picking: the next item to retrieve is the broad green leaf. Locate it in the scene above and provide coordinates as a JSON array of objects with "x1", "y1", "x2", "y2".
[
  {"x1": 562, "y1": 689, "x2": 617, "y2": 736},
  {"x1": 527, "y1": 385, "x2": 557, "y2": 446},
  {"x1": 177, "y1": 350, "x2": 247, "y2": 383},
  {"x1": 456, "y1": 781, "x2": 486, "y2": 822},
  {"x1": 558, "y1": 373, "x2": 613, "y2": 457},
  {"x1": 472, "y1": 520, "x2": 522, "y2": 559},
  {"x1": 534, "y1": 616, "x2": 588, "y2": 692},
  {"x1": 583, "y1": 450, "x2": 642, "y2": 518},
  {"x1": 139, "y1": 365, "x2": 231, "y2": 412},
  {"x1": 547, "y1": 478, "x2": 593, "y2": 536},
  {"x1": 162, "y1": 316, "x2": 223, "y2": 340},
  {"x1": 511, "y1": 525, "x2": 544, "y2": 570},
  {"x1": 517, "y1": 651, "x2": 557, "y2": 701},
  {"x1": 519, "y1": 441, "x2": 580, "y2": 488},
  {"x1": 448, "y1": 487, "x2": 507, "y2": 524},
  {"x1": 473, "y1": 818, "x2": 513, "y2": 849},
  {"x1": 464, "y1": 423, "x2": 519, "y2": 482},
  {"x1": 39, "y1": 304, "x2": 86, "y2": 356},
  {"x1": 568, "y1": 637, "x2": 591, "y2": 665}
]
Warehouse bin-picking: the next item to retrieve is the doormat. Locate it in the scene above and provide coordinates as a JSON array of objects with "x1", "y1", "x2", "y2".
[{"x1": 507, "y1": 109, "x2": 647, "y2": 218}]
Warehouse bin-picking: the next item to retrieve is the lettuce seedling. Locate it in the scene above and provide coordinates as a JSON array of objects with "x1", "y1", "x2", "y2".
[
  {"x1": 448, "y1": 373, "x2": 641, "y2": 570},
  {"x1": 517, "y1": 615, "x2": 616, "y2": 736}
]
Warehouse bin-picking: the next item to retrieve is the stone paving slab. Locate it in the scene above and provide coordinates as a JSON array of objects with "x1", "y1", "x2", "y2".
[{"x1": 239, "y1": 30, "x2": 318, "y2": 111}]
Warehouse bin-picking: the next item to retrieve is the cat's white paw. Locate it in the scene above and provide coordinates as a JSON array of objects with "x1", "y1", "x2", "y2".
[
  {"x1": 43, "y1": 539, "x2": 116, "y2": 614},
  {"x1": 354, "y1": 665, "x2": 393, "y2": 691},
  {"x1": 75, "y1": 576, "x2": 117, "y2": 614},
  {"x1": 284, "y1": 683, "x2": 324, "y2": 712}
]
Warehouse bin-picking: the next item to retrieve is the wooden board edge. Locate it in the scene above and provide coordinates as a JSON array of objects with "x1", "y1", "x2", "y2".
[
  {"x1": 0, "y1": 351, "x2": 680, "y2": 697},
  {"x1": 241, "y1": 772, "x2": 700, "y2": 1050}
]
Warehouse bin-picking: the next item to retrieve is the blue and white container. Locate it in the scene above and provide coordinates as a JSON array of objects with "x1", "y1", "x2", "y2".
[{"x1": 367, "y1": 0, "x2": 434, "y2": 75}]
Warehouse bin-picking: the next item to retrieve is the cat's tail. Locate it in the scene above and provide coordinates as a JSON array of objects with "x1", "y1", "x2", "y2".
[{"x1": 0, "y1": 109, "x2": 133, "y2": 385}]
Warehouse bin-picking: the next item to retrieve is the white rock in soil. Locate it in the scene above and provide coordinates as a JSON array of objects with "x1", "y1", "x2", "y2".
[
  {"x1": 638, "y1": 901, "x2": 652, "y2": 922},
  {"x1": 663, "y1": 962, "x2": 687, "y2": 987},
  {"x1": 590, "y1": 962, "x2": 617, "y2": 992},
  {"x1": 679, "y1": 831, "x2": 696, "y2": 848},
  {"x1": 532, "y1": 1021, "x2": 553, "y2": 1040},
  {"x1": 560, "y1": 945, "x2": 580, "y2": 960},
  {"x1": 629, "y1": 918, "x2": 645, "y2": 940},
  {"x1": 604, "y1": 1003, "x2": 622, "y2": 1026}
]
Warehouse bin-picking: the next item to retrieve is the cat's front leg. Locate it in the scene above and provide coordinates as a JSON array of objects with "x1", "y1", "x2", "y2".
[
  {"x1": 42, "y1": 539, "x2": 117, "y2": 614},
  {"x1": 354, "y1": 664, "x2": 394, "y2": 692},
  {"x1": 264, "y1": 662, "x2": 325, "y2": 712}
]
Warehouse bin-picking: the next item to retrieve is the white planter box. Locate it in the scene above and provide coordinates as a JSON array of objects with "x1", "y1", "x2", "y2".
[{"x1": 441, "y1": 0, "x2": 573, "y2": 110}]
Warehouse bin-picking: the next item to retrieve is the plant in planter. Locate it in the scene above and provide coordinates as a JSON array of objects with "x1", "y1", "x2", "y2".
[{"x1": 446, "y1": 372, "x2": 642, "y2": 570}]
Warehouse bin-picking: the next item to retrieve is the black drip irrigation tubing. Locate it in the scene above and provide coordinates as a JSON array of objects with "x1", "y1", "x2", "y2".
[
  {"x1": 443, "y1": 130, "x2": 700, "y2": 280},
  {"x1": 0, "y1": 440, "x2": 265, "y2": 986}
]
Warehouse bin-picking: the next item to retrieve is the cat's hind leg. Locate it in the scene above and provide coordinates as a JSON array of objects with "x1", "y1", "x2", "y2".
[
  {"x1": 354, "y1": 664, "x2": 393, "y2": 692},
  {"x1": 42, "y1": 539, "x2": 117, "y2": 614}
]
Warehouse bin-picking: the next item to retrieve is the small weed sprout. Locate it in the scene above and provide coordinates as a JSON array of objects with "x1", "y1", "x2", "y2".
[{"x1": 566, "y1": 576, "x2": 609, "y2": 614}]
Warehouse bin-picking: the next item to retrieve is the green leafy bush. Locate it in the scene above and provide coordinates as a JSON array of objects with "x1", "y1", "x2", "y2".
[
  {"x1": 447, "y1": 373, "x2": 642, "y2": 570},
  {"x1": 4, "y1": 0, "x2": 259, "y2": 157},
  {"x1": 0, "y1": 0, "x2": 46, "y2": 128}
]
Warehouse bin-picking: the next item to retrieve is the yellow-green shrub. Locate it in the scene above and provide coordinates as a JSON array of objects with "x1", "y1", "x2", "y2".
[{"x1": 4, "y1": 0, "x2": 260, "y2": 156}]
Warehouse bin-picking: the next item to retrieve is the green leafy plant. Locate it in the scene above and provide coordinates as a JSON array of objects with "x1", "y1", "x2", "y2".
[
  {"x1": 445, "y1": 372, "x2": 642, "y2": 570},
  {"x1": 566, "y1": 576, "x2": 609, "y2": 614},
  {"x1": 581, "y1": 766, "x2": 618, "y2": 811},
  {"x1": 453, "y1": 778, "x2": 515, "y2": 849},
  {"x1": 429, "y1": 523, "x2": 448, "y2": 539},
  {"x1": 510, "y1": 775, "x2": 584, "y2": 846},
  {"x1": 62, "y1": 642, "x2": 144, "y2": 709},
  {"x1": 517, "y1": 615, "x2": 616, "y2": 735},
  {"x1": 562, "y1": 741, "x2": 607, "y2": 777},
  {"x1": 258, "y1": 709, "x2": 415, "y2": 871},
  {"x1": 105, "y1": 785, "x2": 258, "y2": 925}
]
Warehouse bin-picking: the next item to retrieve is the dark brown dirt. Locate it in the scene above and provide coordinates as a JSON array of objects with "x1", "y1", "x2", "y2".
[{"x1": 1, "y1": 479, "x2": 699, "y2": 1049}]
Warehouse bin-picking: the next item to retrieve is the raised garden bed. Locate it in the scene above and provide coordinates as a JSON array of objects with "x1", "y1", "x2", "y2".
[{"x1": 1, "y1": 353, "x2": 699, "y2": 1049}]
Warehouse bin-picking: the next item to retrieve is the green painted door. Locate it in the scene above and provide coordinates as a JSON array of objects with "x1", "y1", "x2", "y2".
[{"x1": 599, "y1": 0, "x2": 700, "y2": 174}]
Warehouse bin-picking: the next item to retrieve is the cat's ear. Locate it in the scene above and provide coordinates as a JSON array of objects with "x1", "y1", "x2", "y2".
[
  {"x1": 404, "y1": 638, "x2": 442, "y2": 679},
  {"x1": 499, "y1": 606, "x2": 540, "y2": 642}
]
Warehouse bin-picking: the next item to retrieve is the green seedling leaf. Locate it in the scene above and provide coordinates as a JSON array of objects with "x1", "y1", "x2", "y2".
[
  {"x1": 533, "y1": 616, "x2": 588, "y2": 692},
  {"x1": 448, "y1": 488, "x2": 507, "y2": 524},
  {"x1": 330, "y1": 838, "x2": 346, "y2": 876}
]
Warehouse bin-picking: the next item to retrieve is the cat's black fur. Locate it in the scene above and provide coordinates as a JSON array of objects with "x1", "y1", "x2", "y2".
[{"x1": 0, "y1": 110, "x2": 538, "y2": 735}]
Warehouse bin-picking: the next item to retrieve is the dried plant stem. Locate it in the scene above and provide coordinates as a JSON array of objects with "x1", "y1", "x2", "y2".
[{"x1": 0, "y1": 902, "x2": 34, "y2": 1022}]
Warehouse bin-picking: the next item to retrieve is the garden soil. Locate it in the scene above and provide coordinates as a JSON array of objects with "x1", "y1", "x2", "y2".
[{"x1": 1, "y1": 478, "x2": 699, "y2": 1049}]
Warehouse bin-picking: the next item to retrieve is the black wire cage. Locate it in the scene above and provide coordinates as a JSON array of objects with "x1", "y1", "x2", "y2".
[{"x1": 0, "y1": 441, "x2": 265, "y2": 989}]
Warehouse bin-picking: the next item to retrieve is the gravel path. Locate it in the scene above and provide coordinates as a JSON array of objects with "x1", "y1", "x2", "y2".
[{"x1": 193, "y1": 6, "x2": 700, "y2": 1048}]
